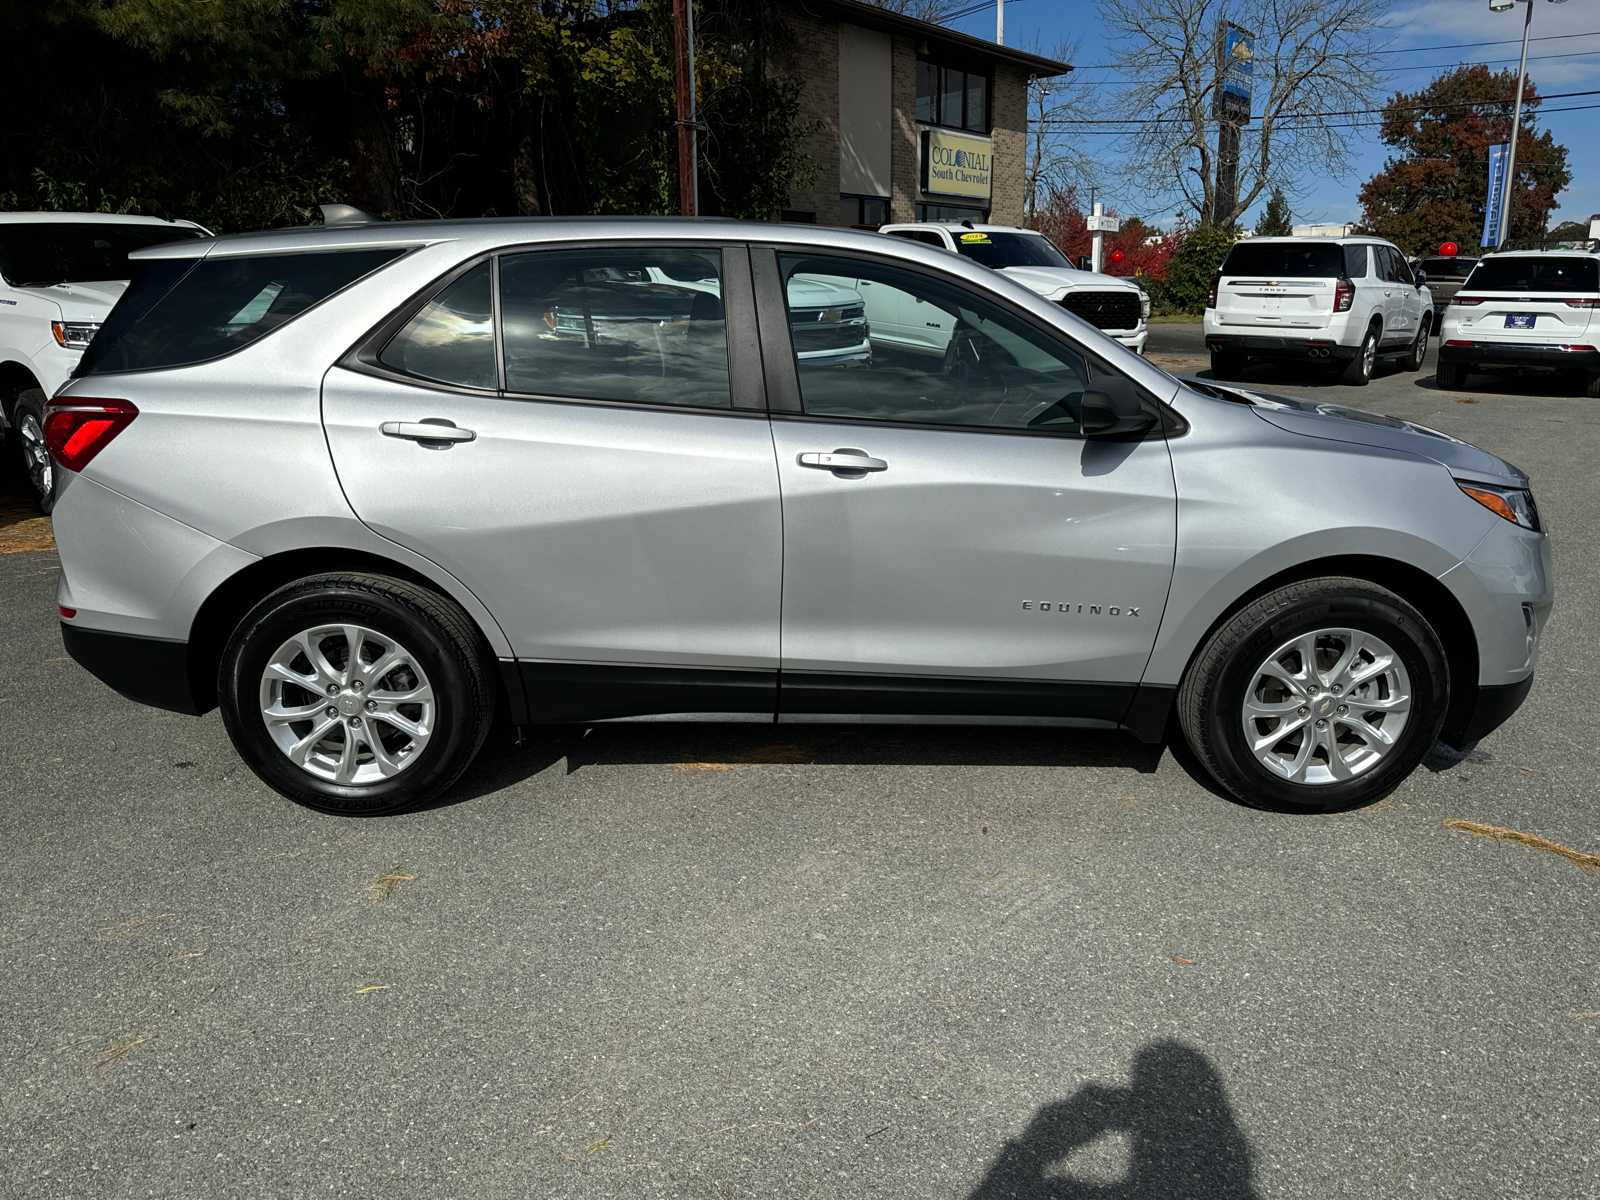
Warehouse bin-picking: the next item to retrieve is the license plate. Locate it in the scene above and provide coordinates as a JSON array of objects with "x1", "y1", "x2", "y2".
[{"x1": 1505, "y1": 313, "x2": 1536, "y2": 329}]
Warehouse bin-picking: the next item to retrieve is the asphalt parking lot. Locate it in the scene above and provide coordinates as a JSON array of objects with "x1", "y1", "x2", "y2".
[{"x1": 2, "y1": 334, "x2": 1597, "y2": 1199}]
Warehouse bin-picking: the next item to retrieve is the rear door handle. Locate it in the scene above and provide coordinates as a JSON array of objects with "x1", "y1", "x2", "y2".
[
  {"x1": 799, "y1": 451, "x2": 888, "y2": 472},
  {"x1": 380, "y1": 420, "x2": 476, "y2": 444}
]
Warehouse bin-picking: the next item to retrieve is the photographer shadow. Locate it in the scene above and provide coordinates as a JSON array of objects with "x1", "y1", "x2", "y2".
[{"x1": 967, "y1": 1040, "x2": 1261, "y2": 1200}]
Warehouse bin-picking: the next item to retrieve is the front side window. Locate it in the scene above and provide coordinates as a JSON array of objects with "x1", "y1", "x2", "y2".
[
  {"x1": 778, "y1": 253, "x2": 1093, "y2": 434},
  {"x1": 81, "y1": 248, "x2": 405, "y2": 375},
  {"x1": 0, "y1": 222, "x2": 208, "y2": 287},
  {"x1": 499, "y1": 247, "x2": 729, "y2": 408},
  {"x1": 1467, "y1": 256, "x2": 1599, "y2": 293}
]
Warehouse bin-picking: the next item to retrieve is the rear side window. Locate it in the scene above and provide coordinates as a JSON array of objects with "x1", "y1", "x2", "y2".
[
  {"x1": 1220, "y1": 243, "x2": 1344, "y2": 278},
  {"x1": 1466, "y1": 256, "x2": 1599, "y2": 293},
  {"x1": 81, "y1": 248, "x2": 406, "y2": 375},
  {"x1": 0, "y1": 222, "x2": 207, "y2": 287},
  {"x1": 1343, "y1": 245, "x2": 1368, "y2": 278}
]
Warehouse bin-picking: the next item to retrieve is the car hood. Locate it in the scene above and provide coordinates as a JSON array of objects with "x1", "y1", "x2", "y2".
[
  {"x1": 37, "y1": 279, "x2": 130, "y2": 321},
  {"x1": 787, "y1": 276, "x2": 863, "y2": 308},
  {"x1": 995, "y1": 265, "x2": 1141, "y2": 298},
  {"x1": 1180, "y1": 377, "x2": 1527, "y2": 485}
]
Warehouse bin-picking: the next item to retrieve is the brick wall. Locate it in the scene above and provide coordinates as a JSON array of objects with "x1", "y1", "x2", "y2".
[
  {"x1": 890, "y1": 34, "x2": 920, "y2": 225},
  {"x1": 988, "y1": 63, "x2": 1029, "y2": 228},
  {"x1": 779, "y1": 7, "x2": 840, "y2": 223}
]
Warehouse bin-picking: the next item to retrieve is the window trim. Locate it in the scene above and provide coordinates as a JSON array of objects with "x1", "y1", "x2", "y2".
[
  {"x1": 915, "y1": 59, "x2": 991, "y2": 134},
  {"x1": 749, "y1": 243, "x2": 1172, "y2": 441},
  {"x1": 340, "y1": 238, "x2": 766, "y2": 416}
]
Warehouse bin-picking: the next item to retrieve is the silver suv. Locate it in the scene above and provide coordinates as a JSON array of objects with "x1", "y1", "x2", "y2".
[{"x1": 46, "y1": 218, "x2": 1551, "y2": 816}]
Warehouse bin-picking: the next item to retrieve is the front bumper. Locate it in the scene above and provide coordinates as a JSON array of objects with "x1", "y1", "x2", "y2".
[
  {"x1": 1206, "y1": 333, "x2": 1356, "y2": 362},
  {"x1": 1440, "y1": 674, "x2": 1535, "y2": 749},
  {"x1": 1111, "y1": 328, "x2": 1148, "y2": 355},
  {"x1": 1438, "y1": 340, "x2": 1600, "y2": 369}
]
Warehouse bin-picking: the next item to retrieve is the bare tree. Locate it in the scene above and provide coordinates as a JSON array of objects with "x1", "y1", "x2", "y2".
[
  {"x1": 868, "y1": 0, "x2": 971, "y2": 25},
  {"x1": 1093, "y1": 0, "x2": 1382, "y2": 228},
  {"x1": 1022, "y1": 38, "x2": 1099, "y2": 224}
]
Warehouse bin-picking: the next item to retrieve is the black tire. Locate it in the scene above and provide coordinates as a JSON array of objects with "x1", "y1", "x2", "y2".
[
  {"x1": 1436, "y1": 360, "x2": 1467, "y2": 391},
  {"x1": 1177, "y1": 577, "x2": 1449, "y2": 813},
  {"x1": 218, "y1": 573, "x2": 495, "y2": 815},
  {"x1": 1210, "y1": 352, "x2": 1245, "y2": 381},
  {"x1": 1338, "y1": 325, "x2": 1378, "y2": 386},
  {"x1": 1585, "y1": 371, "x2": 1600, "y2": 399},
  {"x1": 1399, "y1": 320, "x2": 1428, "y2": 372},
  {"x1": 12, "y1": 389, "x2": 55, "y2": 514}
]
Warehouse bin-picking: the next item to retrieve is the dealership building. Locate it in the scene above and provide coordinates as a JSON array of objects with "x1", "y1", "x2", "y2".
[{"x1": 775, "y1": 0, "x2": 1072, "y2": 229}]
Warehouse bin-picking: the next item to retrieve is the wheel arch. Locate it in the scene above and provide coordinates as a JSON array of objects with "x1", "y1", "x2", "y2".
[
  {"x1": 1170, "y1": 553, "x2": 1479, "y2": 744},
  {"x1": 0, "y1": 360, "x2": 43, "y2": 420},
  {"x1": 186, "y1": 547, "x2": 522, "y2": 721}
]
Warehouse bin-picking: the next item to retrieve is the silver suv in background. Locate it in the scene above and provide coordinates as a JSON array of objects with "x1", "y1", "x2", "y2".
[
  {"x1": 1205, "y1": 236, "x2": 1432, "y2": 386},
  {"x1": 46, "y1": 218, "x2": 1549, "y2": 818},
  {"x1": 1436, "y1": 250, "x2": 1600, "y2": 397},
  {"x1": 0, "y1": 212, "x2": 210, "y2": 509}
]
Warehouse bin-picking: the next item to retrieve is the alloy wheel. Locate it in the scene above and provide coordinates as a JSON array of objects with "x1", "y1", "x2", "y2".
[
  {"x1": 258, "y1": 623, "x2": 435, "y2": 785},
  {"x1": 18, "y1": 411, "x2": 52, "y2": 501},
  {"x1": 1240, "y1": 628, "x2": 1411, "y2": 785},
  {"x1": 1361, "y1": 333, "x2": 1376, "y2": 379}
]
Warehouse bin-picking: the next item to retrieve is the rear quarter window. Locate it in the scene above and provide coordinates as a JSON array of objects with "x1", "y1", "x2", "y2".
[{"x1": 79, "y1": 247, "x2": 407, "y2": 375}]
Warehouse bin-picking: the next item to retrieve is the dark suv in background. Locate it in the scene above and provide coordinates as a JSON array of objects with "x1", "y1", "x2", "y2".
[{"x1": 1417, "y1": 254, "x2": 1481, "y2": 333}]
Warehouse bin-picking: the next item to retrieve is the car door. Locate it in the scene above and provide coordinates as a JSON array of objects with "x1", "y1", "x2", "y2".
[
  {"x1": 322, "y1": 242, "x2": 783, "y2": 723},
  {"x1": 1375, "y1": 247, "x2": 1409, "y2": 343},
  {"x1": 1387, "y1": 248, "x2": 1426, "y2": 338},
  {"x1": 752, "y1": 247, "x2": 1177, "y2": 723}
]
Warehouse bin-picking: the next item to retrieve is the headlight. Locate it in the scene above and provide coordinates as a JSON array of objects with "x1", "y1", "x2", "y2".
[
  {"x1": 51, "y1": 321, "x2": 100, "y2": 350},
  {"x1": 1139, "y1": 291, "x2": 1150, "y2": 320},
  {"x1": 1457, "y1": 480, "x2": 1541, "y2": 531}
]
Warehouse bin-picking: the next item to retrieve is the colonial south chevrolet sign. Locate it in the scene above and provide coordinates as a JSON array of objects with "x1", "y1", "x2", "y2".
[{"x1": 921, "y1": 129, "x2": 993, "y2": 200}]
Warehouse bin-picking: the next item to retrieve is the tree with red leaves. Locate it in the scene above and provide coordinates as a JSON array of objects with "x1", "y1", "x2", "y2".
[
  {"x1": 1031, "y1": 185, "x2": 1180, "y2": 282},
  {"x1": 1358, "y1": 64, "x2": 1570, "y2": 255}
]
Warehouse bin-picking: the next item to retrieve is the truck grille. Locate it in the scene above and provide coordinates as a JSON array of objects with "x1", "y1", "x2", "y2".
[{"x1": 1060, "y1": 291, "x2": 1142, "y2": 331}]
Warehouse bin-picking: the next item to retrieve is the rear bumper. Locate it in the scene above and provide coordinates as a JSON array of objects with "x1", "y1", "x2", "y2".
[
  {"x1": 1206, "y1": 333, "x2": 1356, "y2": 361},
  {"x1": 1438, "y1": 340, "x2": 1600, "y2": 368},
  {"x1": 61, "y1": 623, "x2": 201, "y2": 715}
]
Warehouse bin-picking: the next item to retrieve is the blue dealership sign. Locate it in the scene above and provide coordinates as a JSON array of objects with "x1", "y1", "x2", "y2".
[{"x1": 1481, "y1": 142, "x2": 1509, "y2": 248}]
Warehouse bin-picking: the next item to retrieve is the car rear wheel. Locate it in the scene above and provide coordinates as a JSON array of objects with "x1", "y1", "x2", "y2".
[
  {"x1": 1210, "y1": 352, "x2": 1245, "y2": 381},
  {"x1": 1177, "y1": 577, "x2": 1449, "y2": 813},
  {"x1": 219, "y1": 573, "x2": 495, "y2": 815},
  {"x1": 11, "y1": 389, "x2": 54, "y2": 514},
  {"x1": 1399, "y1": 321, "x2": 1428, "y2": 372},
  {"x1": 1585, "y1": 371, "x2": 1600, "y2": 399},
  {"x1": 1436, "y1": 360, "x2": 1468, "y2": 391},
  {"x1": 1339, "y1": 327, "x2": 1378, "y2": 386}
]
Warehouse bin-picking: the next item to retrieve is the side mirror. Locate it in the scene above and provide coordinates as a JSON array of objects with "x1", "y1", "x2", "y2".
[
  {"x1": 1076, "y1": 255, "x2": 1092, "y2": 271},
  {"x1": 1415, "y1": 269, "x2": 1427, "y2": 287},
  {"x1": 1080, "y1": 377, "x2": 1158, "y2": 438}
]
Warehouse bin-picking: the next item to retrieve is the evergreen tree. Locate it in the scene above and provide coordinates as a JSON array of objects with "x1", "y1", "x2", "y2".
[{"x1": 1255, "y1": 188, "x2": 1293, "y2": 236}]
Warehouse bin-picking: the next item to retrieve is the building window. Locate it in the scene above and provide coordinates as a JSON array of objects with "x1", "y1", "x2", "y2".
[
  {"x1": 916, "y1": 202, "x2": 988, "y2": 224},
  {"x1": 916, "y1": 61, "x2": 988, "y2": 133},
  {"x1": 780, "y1": 210, "x2": 816, "y2": 224},
  {"x1": 840, "y1": 194, "x2": 889, "y2": 228}
]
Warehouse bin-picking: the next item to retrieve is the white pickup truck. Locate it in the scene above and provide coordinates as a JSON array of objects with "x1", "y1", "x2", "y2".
[{"x1": 1, "y1": 212, "x2": 210, "y2": 510}]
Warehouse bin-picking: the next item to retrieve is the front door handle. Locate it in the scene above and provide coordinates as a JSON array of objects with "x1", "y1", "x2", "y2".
[
  {"x1": 380, "y1": 419, "x2": 476, "y2": 444},
  {"x1": 799, "y1": 451, "x2": 888, "y2": 472}
]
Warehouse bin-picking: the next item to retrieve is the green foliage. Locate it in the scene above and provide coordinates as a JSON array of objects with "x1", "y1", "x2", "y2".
[
  {"x1": 0, "y1": 169, "x2": 147, "y2": 215},
  {"x1": 1255, "y1": 188, "x2": 1293, "y2": 237},
  {"x1": 1150, "y1": 225, "x2": 1236, "y2": 315},
  {"x1": 1358, "y1": 64, "x2": 1570, "y2": 254}
]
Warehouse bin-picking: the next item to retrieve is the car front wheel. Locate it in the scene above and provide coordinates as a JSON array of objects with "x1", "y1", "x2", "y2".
[
  {"x1": 12, "y1": 389, "x2": 54, "y2": 513},
  {"x1": 219, "y1": 573, "x2": 495, "y2": 815},
  {"x1": 1399, "y1": 320, "x2": 1428, "y2": 372},
  {"x1": 1178, "y1": 577, "x2": 1449, "y2": 812}
]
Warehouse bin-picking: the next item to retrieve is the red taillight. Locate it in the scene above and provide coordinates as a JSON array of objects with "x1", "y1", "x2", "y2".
[
  {"x1": 1208, "y1": 277, "x2": 1219, "y2": 308},
  {"x1": 42, "y1": 397, "x2": 139, "y2": 473},
  {"x1": 1444, "y1": 339, "x2": 1473, "y2": 346},
  {"x1": 1334, "y1": 278, "x2": 1355, "y2": 312},
  {"x1": 1563, "y1": 298, "x2": 1600, "y2": 308},
  {"x1": 1558, "y1": 344, "x2": 1597, "y2": 352},
  {"x1": 59, "y1": 606, "x2": 77, "y2": 619},
  {"x1": 1451, "y1": 296, "x2": 1485, "y2": 307}
]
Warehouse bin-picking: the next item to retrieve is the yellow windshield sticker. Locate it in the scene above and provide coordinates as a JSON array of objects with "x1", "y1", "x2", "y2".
[{"x1": 959, "y1": 232, "x2": 991, "y2": 243}]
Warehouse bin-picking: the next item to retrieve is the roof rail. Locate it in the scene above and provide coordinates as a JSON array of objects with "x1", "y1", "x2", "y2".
[
  {"x1": 319, "y1": 204, "x2": 384, "y2": 227},
  {"x1": 1490, "y1": 236, "x2": 1599, "y2": 254}
]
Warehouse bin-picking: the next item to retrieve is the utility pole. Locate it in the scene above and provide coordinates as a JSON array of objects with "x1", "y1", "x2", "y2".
[
  {"x1": 1497, "y1": 0, "x2": 1534, "y2": 246},
  {"x1": 1091, "y1": 199, "x2": 1105, "y2": 273},
  {"x1": 997, "y1": 0, "x2": 1004, "y2": 45},
  {"x1": 672, "y1": 0, "x2": 697, "y2": 216}
]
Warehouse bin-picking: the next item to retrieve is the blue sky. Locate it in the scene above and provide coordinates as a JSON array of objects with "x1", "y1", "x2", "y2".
[{"x1": 941, "y1": 0, "x2": 1600, "y2": 232}]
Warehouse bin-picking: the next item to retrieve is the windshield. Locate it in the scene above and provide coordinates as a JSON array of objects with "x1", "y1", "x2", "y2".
[
  {"x1": 0, "y1": 222, "x2": 208, "y2": 287},
  {"x1": 1465, "y1": 256, "x2": 1599, "y2": 293},
  {"x1": 954, "y1": 231, "x2": 1073, "y2": 270},
  {"x1": 1219, "y1": 243, "x2": 1346, "y2": 278}
]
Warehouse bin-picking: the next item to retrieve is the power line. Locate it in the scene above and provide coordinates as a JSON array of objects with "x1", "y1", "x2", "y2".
[
  {"x1": 1052, "y1": 100, "x2": 1600, "y2": 133},
  {"x1": 1039, "y1": 87, "x2": 1600, "y2": 124},
  {"x1": 1384, "y1": 48, "x2": 1600, "y2": 73}
]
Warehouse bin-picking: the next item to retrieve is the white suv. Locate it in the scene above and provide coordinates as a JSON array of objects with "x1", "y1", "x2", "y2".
[
  {"x1": 0, "y1": 212, "x2": 210, "y2": 509},
  {"x1": 878, "y1": 222, "x2": 1149, "y2": 354},
  {"x1": 1204, "y1": 236, "x2": 1432, "y2": 386},
  {"x1": 1436, "y1": 249, "x2": 1600, "y2": 397}
]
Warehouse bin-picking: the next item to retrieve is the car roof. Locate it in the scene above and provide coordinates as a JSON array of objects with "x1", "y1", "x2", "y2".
[
  {"x1": 1480, "y1": 248, "x2": 1600, "y2": 259},
  {"x1": 880, "y1": 222, "x2": 1035, "y2": 234},
  {"x1": 128, "y1": 216, "x2": 982, "y2": 261},
  {"x1": 0, "y1": 211, "x2": 207, "y2": 229},
  {"x1": 1234, "y1": 235, "x2": 1390, "y2": 246}
]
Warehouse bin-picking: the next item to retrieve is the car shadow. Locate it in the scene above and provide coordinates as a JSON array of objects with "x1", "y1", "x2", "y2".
[
  {"x1": 430, "y1": 719, "x2": 1222, "y2": 810},
  {"x1": 965, "y1": 1039, "x2": 1263, "y2": 1199},
  {"x1": 1199, "y1": 359, "x2": 1410, "y2": 390},
  {"x1": 1412, "y1": 369, "x2": 1586, "y2": 399}
]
